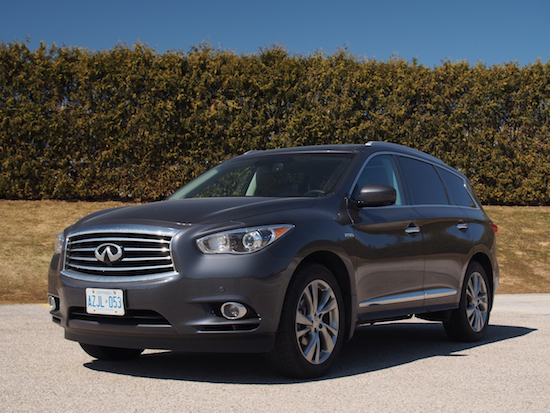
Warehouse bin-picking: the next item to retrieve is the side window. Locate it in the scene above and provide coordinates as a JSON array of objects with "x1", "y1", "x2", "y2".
[
  {"x1": 438, "y1": 168, "x2": 477, "y2": 208},
  {"x1": 397, "y1": 156, "x2": 449, "y2": 205},
  {"x1": 353, "y1": 155, "x2": 404, "y2": 205}
]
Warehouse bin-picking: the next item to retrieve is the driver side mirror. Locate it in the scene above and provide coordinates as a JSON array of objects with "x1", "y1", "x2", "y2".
[{"x1": 355, "y1": 183, "x2": 396, "y2": 208}]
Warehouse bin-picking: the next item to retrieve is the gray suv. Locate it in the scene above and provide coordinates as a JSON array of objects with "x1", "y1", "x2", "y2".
[{"x1": 48, "y1": 142, "x2": 499, "y2": 378}]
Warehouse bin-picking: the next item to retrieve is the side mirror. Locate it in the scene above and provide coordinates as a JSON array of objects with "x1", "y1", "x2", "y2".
[{"x1": 356, "y1": 183, "x2": 396, "y2": 208}]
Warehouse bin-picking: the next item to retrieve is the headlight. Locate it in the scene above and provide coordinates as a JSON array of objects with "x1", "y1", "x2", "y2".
[
  {"x1": 54, "y1": 232, "x2": 65, "y2": 254},
  {"x1": 197, "y1": 225, "x2": 293, "y2": 254}
]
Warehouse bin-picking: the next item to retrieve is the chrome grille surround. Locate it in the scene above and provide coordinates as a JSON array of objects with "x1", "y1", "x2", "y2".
[{"x1": 61, "y1": 225, "x2": 180, "y2": 282}]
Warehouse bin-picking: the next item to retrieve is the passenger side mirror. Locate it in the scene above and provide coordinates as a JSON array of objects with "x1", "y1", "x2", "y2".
[{"x1": 356, "y1": 183, "x2": 396, "y2": 208}]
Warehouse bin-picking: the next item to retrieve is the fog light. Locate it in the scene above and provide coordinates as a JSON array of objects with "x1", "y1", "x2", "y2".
[
  {"x1": 221, "y1": 302, "x2": 247, "y2": 320},
  {"x1": 48, "y1": 295, "x2": 58, "y2": 311}
]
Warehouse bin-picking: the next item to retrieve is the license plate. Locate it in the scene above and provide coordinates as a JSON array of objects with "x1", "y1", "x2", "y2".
[{"x1": 86, "y1": 288, "x2": 125, "y2": 316}]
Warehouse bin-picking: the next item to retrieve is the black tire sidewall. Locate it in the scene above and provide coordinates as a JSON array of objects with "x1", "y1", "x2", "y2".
[
  {"x1": 269, "y1": 263, "x2": 345, "y2": 379},
  {"x1": 444, "y1": 261, "x2": 491, "y2": 342}
]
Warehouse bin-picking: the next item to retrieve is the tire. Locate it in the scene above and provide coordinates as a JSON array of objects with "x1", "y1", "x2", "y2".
[
  {"x1": 79, "y1": 343, "x2": 144, "y2": 360},
  {"x1": 444, "y1": 261, "x2": 491, "y2": 342},
  {"x1": 268, "y1": 263, "x2": 345, "y2": 379}
]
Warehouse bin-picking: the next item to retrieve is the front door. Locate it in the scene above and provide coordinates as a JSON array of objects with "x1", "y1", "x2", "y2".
[{"x1": 349, "y1": 154, "x2": 425, "y2": 318}]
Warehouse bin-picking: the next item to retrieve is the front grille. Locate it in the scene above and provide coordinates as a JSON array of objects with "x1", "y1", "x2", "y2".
[{"x1": 63, "y1": 226, "x2": 179, "y2": 280}]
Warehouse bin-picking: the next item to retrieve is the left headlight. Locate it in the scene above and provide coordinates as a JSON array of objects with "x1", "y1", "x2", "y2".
[
  {"x1": 197, "y1": 225, "x2": 294, "y2": 254},
  {"x1": 54, "y1": 232, "x2": 65, "y2": 254}
]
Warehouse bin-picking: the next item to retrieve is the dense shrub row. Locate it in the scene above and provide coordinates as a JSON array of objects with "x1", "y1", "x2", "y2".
[{"x1": 1, "y1": 41, "x2": 549, "y2": 204}]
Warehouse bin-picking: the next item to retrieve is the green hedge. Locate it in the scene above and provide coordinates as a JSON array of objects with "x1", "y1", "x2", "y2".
[{"x1": 1, "y1": 41, "x2": 549, "y2": 204}]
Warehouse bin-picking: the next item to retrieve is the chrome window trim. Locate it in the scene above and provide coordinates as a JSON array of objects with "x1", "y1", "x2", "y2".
[{"x1": 350, "y1": 150, "x2": 481, "y2": 211}]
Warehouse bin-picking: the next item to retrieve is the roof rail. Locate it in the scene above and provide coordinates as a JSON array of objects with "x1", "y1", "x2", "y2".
[{"x1": 366, "y1": 141, "x2": 446, "y2": 165}]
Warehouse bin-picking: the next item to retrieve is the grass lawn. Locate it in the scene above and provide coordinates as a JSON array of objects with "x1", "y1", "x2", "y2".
[
  {"x1": 0, "y1": 201, "x2": 548, "y2": 304},
  {"x1": 0, "y1": 200, "x2": 126, "y2": 304},
  {"x1": 483, "y1": 205, "x2": 550, "y2": 293}
]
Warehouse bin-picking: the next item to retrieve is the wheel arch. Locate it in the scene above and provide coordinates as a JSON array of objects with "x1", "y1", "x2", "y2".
[
  {"x1": 470, "y1": 252, "x2": 496, "y2": 310},
  {"x1": 296, "y1": 251, "x2": 356, "y2": 341}
]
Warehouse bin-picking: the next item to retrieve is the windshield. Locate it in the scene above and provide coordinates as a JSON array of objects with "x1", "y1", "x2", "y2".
[{"x1": 169, "y1": 153, "x2": 353, "y2": 199}]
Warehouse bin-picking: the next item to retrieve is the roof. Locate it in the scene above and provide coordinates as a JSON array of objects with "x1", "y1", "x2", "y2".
[{"x1": 244, "y1": 142, "x2": 446, "y2": 166}]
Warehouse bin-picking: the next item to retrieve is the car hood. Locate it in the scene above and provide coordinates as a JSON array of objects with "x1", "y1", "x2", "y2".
[{"x1": 71, "y1": 197, "x2": 316, "y2": 230}]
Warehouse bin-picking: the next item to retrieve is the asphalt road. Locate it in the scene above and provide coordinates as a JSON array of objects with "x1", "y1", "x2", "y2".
[{"x1": 1, "y1": 294, "x2": 549, "y2": 412}]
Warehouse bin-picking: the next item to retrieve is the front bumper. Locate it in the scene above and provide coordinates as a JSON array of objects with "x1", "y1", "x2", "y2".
[{"x1": 48, "y1": 245, "x2": 294, "y2": 353}]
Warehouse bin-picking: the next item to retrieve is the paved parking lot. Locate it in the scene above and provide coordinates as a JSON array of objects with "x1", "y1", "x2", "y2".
[{"x1": 1, "y1": 294, "x2": 549, "y2": 412}]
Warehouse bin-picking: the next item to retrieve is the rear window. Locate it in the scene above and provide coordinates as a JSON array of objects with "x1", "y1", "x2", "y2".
[
  {"x1": 438, "y1": 168, "x2": 477, "y2": 208},
  {"x1": 397, "y1": 156, "x2": 449, "y2": 205}
]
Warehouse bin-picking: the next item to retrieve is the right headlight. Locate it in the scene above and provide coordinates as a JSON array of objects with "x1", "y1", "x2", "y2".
[
  {"x1": 54, "y1": 232, "x2": 65, "y2": 254},
  {"x1": 196, "y1": 225, "x2": 293, "y2": 254}
]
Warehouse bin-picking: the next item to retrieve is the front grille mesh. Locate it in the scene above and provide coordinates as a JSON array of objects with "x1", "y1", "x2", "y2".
[{"x1": 64, "y1": 227, "x2": 178, "y2": 279}]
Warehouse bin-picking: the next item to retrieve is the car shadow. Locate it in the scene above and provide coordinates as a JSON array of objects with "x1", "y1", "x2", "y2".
[{"x1": 83, "y1": 321, "x2": 535, "y2": 384}]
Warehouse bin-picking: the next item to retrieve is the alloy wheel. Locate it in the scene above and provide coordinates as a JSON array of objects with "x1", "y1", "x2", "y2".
[
  {"x1": 295, "y1": 279, "x2": 340, "y2": 365},
  {"x1": 466, "y1": 271, "x2": 489, "y2": 332}
]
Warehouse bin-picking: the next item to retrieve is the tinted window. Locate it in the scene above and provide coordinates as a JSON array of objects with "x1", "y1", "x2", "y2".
[
  {"x1": 438, "y1": 168, "x2": 476, "y2": 208},
  {"x1": 353, "y1": 155, "x2": 404, "y2": 205},
  {"x1": 397, "y1": 156, "x2": 449, "y2": 205}
]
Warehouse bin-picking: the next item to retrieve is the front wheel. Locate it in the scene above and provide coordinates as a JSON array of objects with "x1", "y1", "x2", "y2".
[
  {"x1": 268, "y1": 263, "x2": 345, "y2": 379},
  {"x1": 444, "y1": 262, "x2": 492, "y2": 342},
  {"x1": 79, "y1": 343, "x2": 143, "y2": 360}
]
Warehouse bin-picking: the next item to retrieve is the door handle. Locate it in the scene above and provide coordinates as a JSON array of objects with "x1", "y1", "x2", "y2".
[
  {"x1": 405, "y1": 225, "x2": 421, "y2": 235},
  {"x1": 456, "y1": 222, "x2": 469, "y2": 231}
]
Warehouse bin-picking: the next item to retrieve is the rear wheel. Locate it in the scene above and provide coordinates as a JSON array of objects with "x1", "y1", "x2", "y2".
[
  {"x1": 79, "y1": 343, "x2": 143, "y2": 360},
  {"x1": 444, "y1": 262, "x2": 491, "y2": 342},
  {"x1": 268, "y1": 263, "x2": 345, "y2": 379}
]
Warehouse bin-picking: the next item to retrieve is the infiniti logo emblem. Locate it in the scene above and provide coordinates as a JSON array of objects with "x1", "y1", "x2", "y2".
[{"x1": 94, "y1": 243, "x2": 123, "y2": 264}]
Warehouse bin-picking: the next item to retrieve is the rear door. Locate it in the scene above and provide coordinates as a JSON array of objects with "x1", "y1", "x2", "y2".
[{"x1": 395, "y1": 156, "x2": 473, "y2": 309}]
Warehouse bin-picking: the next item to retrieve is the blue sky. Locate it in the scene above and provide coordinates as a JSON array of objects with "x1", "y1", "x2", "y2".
[{"x1": 1, "y1": 0, "x2": 549, "y2": 67}]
